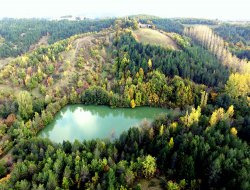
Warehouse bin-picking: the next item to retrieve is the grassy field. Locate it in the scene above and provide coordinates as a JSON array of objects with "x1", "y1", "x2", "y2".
[
  {"x1": 133, "y1": 28, "x2": 179, "y2": 50},
  {"x1": 137, "y1": 178, "x2": 164, "y2": 190},
  {"x1": 29, "y1": 35, "x2": 49, "y2": 52}
]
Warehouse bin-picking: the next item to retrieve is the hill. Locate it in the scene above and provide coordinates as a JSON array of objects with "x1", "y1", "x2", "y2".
[{"x1": 0, "y1": 18, "x2": 114, "y2": 58}]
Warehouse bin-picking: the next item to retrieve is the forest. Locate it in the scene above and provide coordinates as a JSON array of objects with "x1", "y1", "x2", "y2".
[
  {"x1": 0, "y1": 18, "x2": 114, "y2": 58},
  {"x1": 0, "y1": 16, "x2": 249, "y2": 190},
  {"x1": 214, "y1": 24, "x2": 250, "y2": 60}
]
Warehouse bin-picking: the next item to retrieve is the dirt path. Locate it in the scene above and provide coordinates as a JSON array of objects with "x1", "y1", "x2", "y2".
[
  {"x1": 0, "y1": 148, "x2": 13, "y2": 162},
  {"x1": 48, "y1": 35, "x2": 95, "y2": 91}
]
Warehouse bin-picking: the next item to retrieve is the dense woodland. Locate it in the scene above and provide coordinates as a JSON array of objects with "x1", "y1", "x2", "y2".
[
  {"x1": 0, "y1": 18, "x2": 114, "y2": 58},
  {"x1": 0, "y1": 17, "x2": 249, "y2": 189}
]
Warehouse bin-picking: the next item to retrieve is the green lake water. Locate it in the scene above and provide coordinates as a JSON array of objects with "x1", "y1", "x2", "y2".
[{"x1": 38, "y1": 105, "x2": 169, "y2": 143}]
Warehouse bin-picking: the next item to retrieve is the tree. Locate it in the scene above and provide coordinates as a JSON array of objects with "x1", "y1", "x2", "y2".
[
  {"x1": 230, "y1": 127, "x2": 238, "y2": 136},
  {"x1": 142, "y1": 155, "x2": 156, "y2": 179},
  {"x1": 107, "y1": 168, "x2": 115, "y2": 190},
  {"x1": 135, "y1": 92, "x2": 142, "y2": 106},
  {"x1": 181, "y1": 106, "x2": 201, "y2": 127},
  {"x1": 125, "y1": 169, "x2": 135, "y2": 186},
  {"x1": 139, "y1": 68, "x2": 144, "y2": 80},
  {"x1": 184, "y1": 25, "x2": 249, "y2": 73},
  {"x1": 209, "y1": 106, "x2": 234, "y2": 127},
  {"x1": 209, "y1": 108, "x2": 225, "y2": 126},
  {"x1": 200, "y1": 91, "x2": 208, "y2": 108},
  {"x1": 148, "y1": 59, "x2": 152, "y2": 70},
  {"x1": 0, "y1": 161, "x2": 7, "y2": 178},
  {"x1": 148, "y1": 127, "x2": 154, "y2": 140},
  {"x1": 159, "y1": 124, "x2": 165, "y2": 136},
  {"x1": 130, "y1": 99, "x2": 136, "y2": 108},
  {"x1": 47, "y1": 171, "x2": 58, "y2": 190},
  {"x1": 16, "y1": 91, "x2": 33, "y2": 120},
  {"x1": 168, "y1": 137, "x2": 174, "y2": 149},
  {"x1": 225, "y1": 105, "x2": 234, "y2": 118},
  {"x1": 5, "y1": 113, "x2": 16, "y2": 127},
  {"x1": 15, "y1": 180, "x2": 31, "y2": 190},
  {"x1": 46, "y1": 63, "x2": 55, "y2": 74},
  {"x1": 166, "y1": 181, "x2": 180, "y2": 190},
  {"x1": 69, "y1": 87, "x2": 78, "y2": 103},
  {"x1": 76, "y1": 57, "x2": 85, "y2": 68},
  {"x1": 225, "y1": 73, "x2": 250, "y2": 98},
  {"x1": 47, "y1": 76, "x2": 53, "y2": 86},
  {"x1": 62, "y1": 177, "x2": 70, "y2": 189}
]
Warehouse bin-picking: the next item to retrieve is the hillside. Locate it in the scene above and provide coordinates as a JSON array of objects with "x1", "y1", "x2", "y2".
[
  {"x1": 0, "y1": 30, "x2": 113, "y2": 98},
  {"x1": 0, "y1": 18, "x2": 115, "y2": 58},
  {"x1": 133, "y1": 28, "x2": 179, "y2": 50},
  {"x1": 0, "y1": 18, "x2": 249, "y2": 190}
]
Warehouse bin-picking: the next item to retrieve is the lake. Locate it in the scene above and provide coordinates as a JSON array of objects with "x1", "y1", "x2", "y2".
[{"x1": 38, "y1": 105, "x2": 169, "y2": 143}]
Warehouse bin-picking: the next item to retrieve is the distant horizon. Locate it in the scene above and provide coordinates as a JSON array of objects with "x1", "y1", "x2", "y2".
[
  {"x1": 0, "y1": 0, "x2": 249, "y2": 21},
  {"x1": 0, "y1": 14, "x2": 249, "y2": 22}
]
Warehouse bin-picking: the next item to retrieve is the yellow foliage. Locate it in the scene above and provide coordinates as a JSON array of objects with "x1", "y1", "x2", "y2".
[
  {"x1": 43, "y1": 55, "x2": 49, "y2": 63},
  {"x1": 128, "y1": 87, "x2": 135, "y2": 100},
  {"x1": 226, "y1": 105, "x2": 234, "y2": 118},
  {"x1": 170, "y1": 122, "x2": 178, "y2": 131},
  {"x1": 184, "y1": 25, "x2": 249, "y2": 73},
  {"x1": 209, "y1": 105, "x2": 234, "y2": 127},
  {"x1": 119, "y1": 185, "x2": 127, "y2": 190},
  {"x1": 37, "y1": 66, "x2": 42, "y2": 74},
  {"x1": 200, "y1": 91, "x2": 208, "y2": 108},
  {"x1": 139, "y1": 67, "x2": 144, "y2": 78},
  {"x1": 181, "y1": 106, "x2": 201, "y2": 127},
  {"x1": 142, "y1": 155, "x2": 156, "y2": 179},
  {"x1": 159, "y1": 124, "x2": 165, "y2": 136},
  {"x1": 247, "y1": 97, "x2": 250, "y2": 106},
  {"x1": 130, "y1": 99, "x2": 136, "y2": 108},
  {"x1": 20, "y1": 56, "x2": 28, "y2": 66},
  {"x1": 24, "y1": 75, "x2": 30, "y2": 86},
  {"x1": 209, "y1": 108, "x2": 225, "y2": 126},
  {"x1": 148, "y1": 59, "x2": 152, "y2": 70},
  {"x1": 230, "y1": 127, "x2": 238, "y2": 136},
  {"x1": 91, "y1": 172, "x2": 99, "y2": 185},
  {"x1": 225, "y1": 73, "x2": 250, "y2": 98},
  {"x1": 66, "y1": 44, "x2": 73, "y2": 51},
  {"x1": 0, "y1": 174, "x2": 10, "y2": 184},
  {"x1": 168, "y1": 137, "x2": 174, "y2": 149},
  {"x1": 135, "y1": 72, "x2": 139, "y2": 78}
]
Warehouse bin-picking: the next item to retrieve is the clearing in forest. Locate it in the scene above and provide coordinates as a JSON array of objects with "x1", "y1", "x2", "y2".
[
  {"x1": 133, "y1": 28, "x2": 179, "y2": 50},
  {"x1": 29, "y1": 34, "x2": 49, "y2": 51}
]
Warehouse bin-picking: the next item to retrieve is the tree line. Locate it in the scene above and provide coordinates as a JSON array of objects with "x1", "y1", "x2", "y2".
[{"x1": 184, "y1": 25, "x2": 250, "y2": 74}]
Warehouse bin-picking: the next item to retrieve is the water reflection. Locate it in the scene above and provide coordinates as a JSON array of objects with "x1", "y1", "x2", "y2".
[{"x1": 38, "y1": 105, "x2": 169, "y2": 143}]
